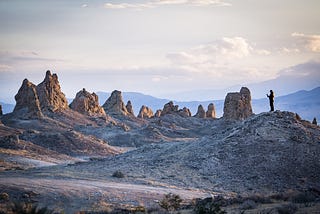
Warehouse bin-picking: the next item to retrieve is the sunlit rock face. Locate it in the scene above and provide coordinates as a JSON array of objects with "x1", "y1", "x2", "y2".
[
  {"x1": 103, "y1": 90, "x2": 129, "y2": 116},
  {"x1": 70, "y1": 88, "x2": 106, "y2": 116},
  {"x1": 223, "y1": 87, "x2": 253, "y2": 120},
  {"x1": 36, "y1": 70, "x2": 69, "y2": 112}
]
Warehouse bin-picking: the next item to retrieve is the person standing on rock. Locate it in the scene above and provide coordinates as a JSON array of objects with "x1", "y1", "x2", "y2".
[{"x1": 267, "y1": 90, "x2": 274, "y2": 112}]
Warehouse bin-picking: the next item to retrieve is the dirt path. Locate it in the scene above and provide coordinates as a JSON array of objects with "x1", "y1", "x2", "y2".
[{"x1": 0, "y1": 177, "x2": 212, "y2": 212}]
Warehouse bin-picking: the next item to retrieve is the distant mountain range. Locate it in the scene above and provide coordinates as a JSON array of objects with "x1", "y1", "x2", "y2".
[{"x1": 2, "y1": 87, "x2": 319, "y2": 121}]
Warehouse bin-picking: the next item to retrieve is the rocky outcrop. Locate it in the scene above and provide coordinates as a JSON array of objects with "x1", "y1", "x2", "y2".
[
  {"x1": 137, "y1": 105, "x2": 154, "y2": 119},
  {"x1": 70, "y1": 88, "x2": 106, "y2": 116},
  {"x1": 313, "y1": 117, "x2": 318, "y2": 125},
  {"x1": 154, "y1": 110, "x2": 162, "y2": 118},
  {"x1": 102, "y1": 90, "x2": 129, "y2": 116},
  {"x1": 126, "y1": 101, "x2": 135, "y2": 117},
  {"x1": 178, "y1": 107, "x2": 192, "y2": 117},
  {"x1": 194, "y1": 105, "x2": 206, "y2": 118},
  {"x1": 36, "y1": 70, "x2": 68, "y2": 112},
  {"x1": 0, "y1": 104, "x2": 2, "y2": 116},
  {"x1": 223, "y1": 87, "x2": 253, "y2": 120},
  {"x1": 161, "y1": 101, "x2": 179, "y2": 116},
  {"x1": 13, "y1": 79, "x2": 43, "y2": 118},
  {"x1": 206, "y1": 103, "x2": 216, "y2": 118}
]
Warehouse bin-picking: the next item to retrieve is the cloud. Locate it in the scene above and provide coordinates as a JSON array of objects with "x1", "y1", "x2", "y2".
[
  {"x1": 292, "y1": 32, "x2": 320, "y2": 52},
  {"x1": 104, "y1": 0, "x2": 231, "y2": 10}
]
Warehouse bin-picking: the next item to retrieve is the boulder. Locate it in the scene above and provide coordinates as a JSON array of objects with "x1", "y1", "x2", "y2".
[
  {"x1": 194, "y1": 105, "x2": 206, "y2": 118},
  {"x1": 70, "y1": 88, "x2": 106, "y2": 116},
  {"x1": 137, "y1": 105, "x2": 154, "y2": 119},
  {"x1": 36, "y1": 70, "x2": 68, "y2": 112},
  {"x1": 223, "y1": 87, "x2": 253, "y2": 120},
  {"x1": 154, "y1": 110, "x2": 162, "y2": 118},
  {"x1": 206, "y1": 103, "x2": 216, "y2": 118},
  {"x1": 126, "y1": 101, "x2": 135, "y2": 117},
  {"x1": 102, "y1": 90, "x2": 129, "y2": 116},
  {"x1": 13, "y1": 79, "x2": 43, "y2": 118}
]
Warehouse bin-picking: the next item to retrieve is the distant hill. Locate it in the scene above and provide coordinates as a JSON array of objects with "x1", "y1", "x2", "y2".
[{"x1": 3, "y1": 87, "x2": 319, "y2": 121}]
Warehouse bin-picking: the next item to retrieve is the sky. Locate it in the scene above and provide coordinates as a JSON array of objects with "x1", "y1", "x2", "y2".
[{"x1": 0, "y1": 0, "x2": 320, "y2": 103}]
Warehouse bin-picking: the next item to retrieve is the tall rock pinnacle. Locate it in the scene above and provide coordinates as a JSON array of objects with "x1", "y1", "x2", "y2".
[
  {"x1": 223, "y1": 87, "x2": 253, "y2": 120},
  {"x1": 102, "y1": 90, "x2": 129, "y2": 116},
  {"x1": 70, "y1": 88, "x2": 106, "y2": 116},
  {"x1": 13, "y1": 79, "x2": 43, "y2": 118},
  {"x1": 36, "y1": 70, "x2": 68, "y2": 112}
]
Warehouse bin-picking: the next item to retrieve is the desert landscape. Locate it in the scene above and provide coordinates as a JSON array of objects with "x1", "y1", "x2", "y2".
[{"x1": 0, "y1": 71, "x2": 319, "y2": 213}]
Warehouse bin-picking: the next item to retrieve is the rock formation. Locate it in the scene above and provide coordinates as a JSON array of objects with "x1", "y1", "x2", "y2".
[
  {"x1": 178, "y1": 107, "x2": 192, "y2": 117},
  {"x1": 313, "y1": 117, "x2": 318, "y2": 125},
  {"x1": 102, "y1": 90, "x2": 129, "y2": 116},
  {"x1": 194, "y1": 105, "x2": 206, "y2": 118},
  {"x1": 70, "y1": 88, "x2": 106, "y2": 116},
  {"x1": 206, "y1": 103, "x2": 216, "y2": 118},
  {"x1": 13, "y1": 79, "x2": 43, "y2": 118},
  {"x1": 223, "y1": 87, "x2": 253, "y2": 120},
  {"x1": 137, "y1": 105, "x2": 154, "y2": 119},
  {"x1": 126, "y1": 101, "x2": 135, "y2": 117},
  {"x1": 161, "y1": 101, "x2": 179, "y2": 116},
  {"x1": 154, "y1": 110, "x2": 162, "y2": 118},
  {"x1": 36, "y1": 70, "x2": 68, "y2": 112},
  {"x1": 0, "y1": 104, "x2": 2, "y2": 116}
]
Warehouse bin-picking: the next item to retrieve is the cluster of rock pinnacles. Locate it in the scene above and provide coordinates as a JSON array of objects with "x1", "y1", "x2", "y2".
[{"x1": 11, "y1": 70, "x2": 254, "y2": 120}]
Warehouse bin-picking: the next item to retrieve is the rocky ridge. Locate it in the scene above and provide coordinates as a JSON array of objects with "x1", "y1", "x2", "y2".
[
  {"x1": 137, "y1": 105, "x2": 154, "y2": 119},
  {"x1": 102, "y1": 90, "x2": 129, "y2": 116}
]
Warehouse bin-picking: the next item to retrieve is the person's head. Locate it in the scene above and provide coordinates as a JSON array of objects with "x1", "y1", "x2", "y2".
[{"x1": 270, "y1": 90, "x2": 273, "y2": 93}]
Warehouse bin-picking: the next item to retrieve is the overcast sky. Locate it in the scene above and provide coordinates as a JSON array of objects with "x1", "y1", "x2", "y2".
[{"x1": 0, "y1": 0, "x2": 320, "y2": 103}]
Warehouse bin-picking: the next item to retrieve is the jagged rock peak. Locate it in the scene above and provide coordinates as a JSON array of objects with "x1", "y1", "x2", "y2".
[
  {"x1": 70, "y1": 88, "x2": 106, "y2": 116},
  {"x1": 102, "y1": 90, "x2": 129, "y2": 116},
  {"x1": 126, "y1": 101, "x2": 135, "y2": 117},
  {"x1": 13, "y1": 78, "x2": 43, "y2": 118},
  {"x1": 313, "y1": 117, "x2": 318, "y2": 125},
  {"x1": 194, "y1": 105, "x2": 206, "y2": 118},
  {"x1": 36, "y1": 70, "x2": 68, "y2": 112},
  {"x1": 154, "y1": 110, "x2": 162, "y2": 118},
  {"x1": 161, "y1": 101, "x2": 179, "y2": 116},
  {"x1": 137, "y1": 105, "x2": 154, "y2": 119},
  {"x1": 0, "y1": 104, "x2": 2, "y2": 116},
  {"x1": 223, "y1": 87, "x2": 253, "y2": 120},
  {"x1": 206, "y1": 103, "x2": 216, "y2": 118}
]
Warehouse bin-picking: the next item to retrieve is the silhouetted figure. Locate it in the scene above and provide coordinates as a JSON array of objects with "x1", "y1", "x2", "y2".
[
  {"x1": 267, "y1": 90, "x2": 274, "y2": 112},
  {"x1": 312, "y1": 117, "x2": 317, "y2": 125}
]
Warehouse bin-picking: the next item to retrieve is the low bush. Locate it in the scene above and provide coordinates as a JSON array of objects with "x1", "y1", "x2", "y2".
[
  {"x1": 159, "y1": 193, "x2": 182, "y2": 211},
  {"x1": 112, "y1": 170, "x2": 125, "y2": 178}
]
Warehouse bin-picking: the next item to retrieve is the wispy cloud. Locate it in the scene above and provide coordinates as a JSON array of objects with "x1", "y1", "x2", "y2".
[
  {"x1": 292, "y1": 32, "x2": 320, "y2": 52},
  {"x1": 104, "y1": 0, "x2": 231, "y2": 10},
  {"x1": 166, "y1": 37, "x2": 274, "y2": 82}
]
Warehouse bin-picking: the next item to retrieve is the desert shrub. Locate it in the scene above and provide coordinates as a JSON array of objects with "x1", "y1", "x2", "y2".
[
  {"x1": 194, "y1": 197, "x2": 227, "y2": 214},
  {"x1": 0, "y1": 192, "x2": 9, "y2": 201},
  {"x1": 159, "y1": 193, "x2": 182, "y2": 211},
  {"x1": 112, "y1": 170, "x2": 125, "y2": 178},
  {"x1": 240, "y1": 199, "x2": 257, "y2": 210},
  {"x1": 12, "y1": 202, "x2": 54, "y2": 214},
  {"x1": 277, "y1": 203, "x2": 298, "y2": 214},
  {"x1": 290, "y1": 191, "x2": 317, "y2": 204}
]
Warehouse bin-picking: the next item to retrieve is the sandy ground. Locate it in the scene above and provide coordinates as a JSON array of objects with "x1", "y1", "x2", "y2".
[{"x1": 0, "y1": 176, "x2": 213, "y2": 213}]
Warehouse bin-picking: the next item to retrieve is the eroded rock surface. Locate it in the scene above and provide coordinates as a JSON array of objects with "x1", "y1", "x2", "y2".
[
  {"x1": 223, "y1": 87, "x2": 253, "y2": 120},
  {"x1": 206, "y1": 103, "x2": 216, "y2": 118},
  {"x1": 36, "y1": 70, "x2": 69, "y2": 112},
  {"x1": 137, "y1": 105, "x2": 154, "y2": 119},
  {"x1": 126, "y1": 101, "x2": 135, "y2": 117},
  {"x1": 13, "y1": 79, "x2": 43, "y2": 118},
  {"x1": 70, "y1": 88, "x2": 106, "y2": 116},
  {"x1": 194, "y1": 105, "x2": 206, "y2": 118},
  {"x1": 102, "y1": 90, "x2": 129, "y2": 116}
]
